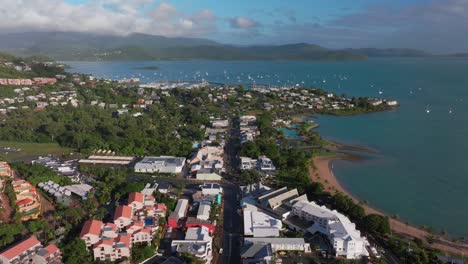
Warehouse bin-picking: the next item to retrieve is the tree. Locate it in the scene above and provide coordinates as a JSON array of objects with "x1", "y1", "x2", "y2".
[
  {"x1": 61, "y1": 238, "x2": 93, "y2": 264},
  {"x1": 362, "y1": 214, "x2": 391, "y2": 235}
]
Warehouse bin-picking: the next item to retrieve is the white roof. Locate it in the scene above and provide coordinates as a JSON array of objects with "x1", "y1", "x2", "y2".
[
  {"x1": 245, "y1": 237, "x2": 306, "y2": 245},
  {"x1": 294, "y1": 200, "x2": 366, "y2": 242},
  {"x1": 185, "y1": 226, "x2": 211, "y2": 241},
  {"x1": 196, "y1": 202, "x2": 211, "y2": 219},
  {"x1": 243, "y1": 210, "x2": 282, "y2": 237},
  {"x1": 65, "y1": 184, "x2": 93, "y2": 197}
]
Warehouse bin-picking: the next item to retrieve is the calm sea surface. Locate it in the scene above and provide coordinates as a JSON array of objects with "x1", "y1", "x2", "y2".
[{"x1": 66, "y1": 58, "x2": 468, "y2": 237}]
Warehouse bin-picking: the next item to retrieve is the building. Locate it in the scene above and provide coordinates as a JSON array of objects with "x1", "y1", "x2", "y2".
[
  {"x1": 0, "y1": 161, "x2": 13, "y2": 189},
  {"x1": 0, "y1": 161, "x2": 13, "y2": 177},
  {"x1": 240, "y1": 157, "x2": 256, "y2": 170},
  {"x1": 196, "y1": 202, "x2": 212, "y2": 221},
  {"x1": 244, "y1": 237, "x2": 311, "y2": 253},
  {"x1": 171, "y1": 227, "x2": 213, "y2": 264},
  {"x1": 0, "y1": 236, "x2": 62, "y2": 264},
  {"x1": 240, "y1": 156, "x2": 276, "y2": 171},
  {"x1": 290, "y1": 200, "x2": 369, "y2": 259},
  {"x1": 195, "y1": 168, "x2": 222, "y2": 181},
  {"x1": 80, "y1": 190, "x2": 162, "y2": 262},
  {"x1": 114, "y1": 205, "x2": 133, "y2": 229},
  {"x1": 258, "y1": 187, "x2": 305, "y2": 210},
  {"x1": 258, "y1": 156, "x2": 275, "y2": 171},
  {"x1": 134, "y1": 156, "x2": 186, "y2": 174},
  {"x1": 157, "y1": 183, "x2": 171, "y2": 194},
  {"x1": 78, "y1": 155, "x2": 135, "y2": 167},
  {"x1": 38, "y1": 181, "x2": 72, "y2": 206},
  {"x1": 199, "y1": 183, "x2": 223, "y2": 196},
  {"x1": 168, "y1": 199, "x2": 189, "y2": 228},
  {"x1": 211, "y1": 119, "x2": 229, "y2": 128},
  {"x1": 12, "y1": 179, "x2": 41, "y2": 221},
  {"x1": 241, "y1": 243, "x2": 273, "y2": 264},
  {"x1": 64, "y1": 184, "x2": 93, "y2": 200},
  {"x1": 243, "y1": 210, "x2": 282, "y2": 237},
  {"x1": 80, "y1": 219, "x2": 105, "y2": 248},
  {"x1": 92, "y1": 235, "x2": 131, "y2": 262}
]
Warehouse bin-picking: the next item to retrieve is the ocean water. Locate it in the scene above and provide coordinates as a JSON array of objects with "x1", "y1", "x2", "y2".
[{"x1": 66, "y1": 58, "x2": 468, "y2": 237}]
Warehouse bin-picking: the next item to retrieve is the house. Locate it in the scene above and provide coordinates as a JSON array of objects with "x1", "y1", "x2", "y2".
[
  {"x1": 240, "y1": 157, "x2": 256, "y2": 170},
  {"x1": 134, "y1": 156, "x2": 186, "y2": 174},
  {"x1": 258, "y1": 187, "x2": 305, "y2": 210},
  {"x1": 157, "y1": 183, "x2": 171, "y2": 194},
  {"x1": 168, "y1": 199, "x2": 189, "y2": 228},
  {"x1": 114, "y1": 205, "x2": 133, "y2": 229},
  {"x1": 211, "y1": 119, "x2": 229, "y2": 128},
  {"x1": 199, "y1": 183, "x2": 223, "y2": 196},
  {"x1": 196, "y1": 201, "x2": 212, "y2": 221},
  {"x1": 258, "y1": 156, "x2": 275, "y2": 171},
  {"x1": 195, "y1": 168, "x2": 222, "y2": 181},
  {"x1": 0, "y1": 236, "x2": 62, "y2": 264},
  {"x1": 171, "y1": 227, "x2": 213, "y2": 264}
]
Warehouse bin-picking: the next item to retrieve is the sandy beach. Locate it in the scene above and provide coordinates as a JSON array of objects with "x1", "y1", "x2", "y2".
[{"x1": 311, "y1": 155, "x2": 468, "y2": 257}]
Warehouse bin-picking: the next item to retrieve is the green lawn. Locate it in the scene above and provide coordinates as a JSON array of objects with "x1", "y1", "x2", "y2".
[{"x1": 0, "y1": 141, "x2": 74, "y2": 162}]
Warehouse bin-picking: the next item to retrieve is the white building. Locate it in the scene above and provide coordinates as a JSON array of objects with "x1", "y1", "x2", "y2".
[
  {"x1": 240, "y1": 157, "x2": 256, "y2": 170},
  {"x1": 243, "y1": 210, "x2": 282, "y2": 237},
  {"x1": 134, "y1": 156, "x2": 186, "y2": 174},
  {"x1": 197, "y1": 202, "x2": 212, "y2": 221},
  {"x1": 171, "y1": 227, "x2": 213, "y2": 264},
  {"x1": 199, "y1": 183, "x2": 223, "y2": 196},
  {"x1": 244, "y1": 237, "x2": 311, "y2": 253},
  {"x1": 291, "y1": 200, "x2": 369, "y2": 259}
]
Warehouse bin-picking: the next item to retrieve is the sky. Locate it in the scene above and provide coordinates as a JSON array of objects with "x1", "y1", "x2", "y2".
[{"x1": 1, "y1": 0, "x2": 467, "y2": 52}]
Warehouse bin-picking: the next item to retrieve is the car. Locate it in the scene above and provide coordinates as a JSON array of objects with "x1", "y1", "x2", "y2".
[{"x1": 219, "y1": 248, "x2": 223, "y2": 254}]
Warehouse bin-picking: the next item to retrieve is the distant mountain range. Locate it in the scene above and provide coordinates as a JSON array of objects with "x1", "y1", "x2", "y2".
[{"x1": 0, "y1": 31, "x2": 452, "y2": 61}]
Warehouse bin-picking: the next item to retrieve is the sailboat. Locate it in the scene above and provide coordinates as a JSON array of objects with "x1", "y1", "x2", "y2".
[
  {"x1": 378, "y1": 89, "x2": 383, "y2": 95},
  {"x1": 426, "y1": 105, "x2": 431, "y2": 114},
  {"x1": 449, "y1": 107, "x2": 453, "y2": 114}
]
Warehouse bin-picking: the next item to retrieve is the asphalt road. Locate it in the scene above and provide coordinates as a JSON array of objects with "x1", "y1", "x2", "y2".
[{"x1": 219, "y1": 183, "x2": 242, "y2": 264}]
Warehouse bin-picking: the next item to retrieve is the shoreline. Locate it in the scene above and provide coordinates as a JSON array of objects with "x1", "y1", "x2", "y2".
[{"x1": 310, "y1": 154, "x2": 468, "y2": 257}]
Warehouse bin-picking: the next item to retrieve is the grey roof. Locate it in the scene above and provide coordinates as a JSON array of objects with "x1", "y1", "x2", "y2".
[
  {"x1": 241, "y1": 243, "x2": 272, "y2": 259},
  {"x1": 244, "y1": 237, "x2": 306, "y2": 245}
]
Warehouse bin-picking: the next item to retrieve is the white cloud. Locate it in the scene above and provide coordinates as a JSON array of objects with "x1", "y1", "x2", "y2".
[
  {"x1": 229, "y1": 16, "x2": 259, "y2": 29},
  {"x1": 179, "y1": 19, "x2": 194, "y2": 30},
  {"x1": 194, "y1": 9, "x2": 216, "y2": 20},
  {"x1": 152, "y1": 2, "x2": 177, "y2": 21},
  {"x1": 0, "y1": 0, "x2": 217, "y2": 38}
]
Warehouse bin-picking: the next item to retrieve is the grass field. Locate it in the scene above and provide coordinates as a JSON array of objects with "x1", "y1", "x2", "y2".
[{"x1": 0, "y1": 141, "x2": 74, "y2": 162}]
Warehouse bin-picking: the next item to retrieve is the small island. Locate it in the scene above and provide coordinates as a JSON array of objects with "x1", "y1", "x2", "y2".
[{"x1": 133, "y1": 65, "x2": 160, "y2": 70}]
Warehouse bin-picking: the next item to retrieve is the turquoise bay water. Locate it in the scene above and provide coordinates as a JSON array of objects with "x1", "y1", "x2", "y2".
[{"x1": 66, "y1": 58, "x2": 468, "y2": 237}]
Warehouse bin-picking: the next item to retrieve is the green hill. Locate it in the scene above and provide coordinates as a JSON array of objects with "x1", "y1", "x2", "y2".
[{"x1": 0, "y1": 32, "x2": 367, "y2": 61}]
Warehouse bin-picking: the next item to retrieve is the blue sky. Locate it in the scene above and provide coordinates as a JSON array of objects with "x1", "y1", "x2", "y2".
[{"x1": 2, "y1": 0, "x2": 468, "y2": 52}]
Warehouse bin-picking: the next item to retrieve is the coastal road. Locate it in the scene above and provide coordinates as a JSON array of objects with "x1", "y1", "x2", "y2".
[{"x1": 219, "y1": 183, "x2": 242, "y2": 264}]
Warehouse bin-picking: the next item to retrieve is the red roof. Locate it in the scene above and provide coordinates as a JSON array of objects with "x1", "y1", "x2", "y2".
[
  {"x1": 16, "y1": 198, "x2": 33, "y2": 206},
  {"x1": 41, "y1": 243, "x2": 60, "y2": 258},
  {"x1": 104, "y1": 223, "x2": 117, "y2": 232},
  {"x1": 114, "y1": 205, "x2": 132, "y2": 220},
  {"x1": 156, "y1": 203, "x2": 167, "y2": 211},
  {"x1": 0, "y1": 236, "x2": 41, "y2": 260},
  {"x1": 93, "y1": 238, "x2": 113, "y2": 248},
  {"x1": 80, "y1": 219, "x2": 103, "y2": 238},
  {"x1": 116, "y1": 235, "x2": 131, "y2": 248},
  {"x1": 128, "y1": 192, "x2": 144, "y2": 204}
]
